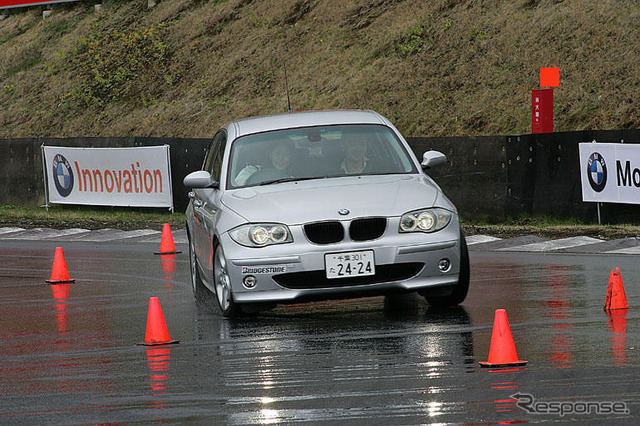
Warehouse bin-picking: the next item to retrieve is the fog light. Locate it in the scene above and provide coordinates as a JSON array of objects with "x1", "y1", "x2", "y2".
[
  {"x1": 438, "y1": 258, "x2": 451, "y2": 272},
  {"x1": 243, "y1": 275, "x2": 257, "y2": 289}
]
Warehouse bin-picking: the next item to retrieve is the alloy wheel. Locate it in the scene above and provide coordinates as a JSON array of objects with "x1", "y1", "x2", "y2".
[{"x1": 214, "y1": 246, "x2": 232, "y2": 311}]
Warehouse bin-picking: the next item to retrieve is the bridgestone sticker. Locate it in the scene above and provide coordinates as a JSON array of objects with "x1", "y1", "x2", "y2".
[{"x1": 241, "y1": 266, "x2": 286, "y2": 274}]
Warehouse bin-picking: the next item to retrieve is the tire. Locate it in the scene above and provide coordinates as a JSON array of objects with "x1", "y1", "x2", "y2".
[
  {"x1": 423, "y1": 230, "x2": 470, "y2": 308},
  {"x1": 212, "y1": 242, "x2": 243, "y2": 318},
  {"x1": 189, "y1": 233, "x2": 216, "y2": 309}
]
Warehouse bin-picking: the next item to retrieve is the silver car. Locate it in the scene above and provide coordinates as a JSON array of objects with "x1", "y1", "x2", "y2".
[{"x1": 184, "y1": 110, "x2": 469, "y2": 317}]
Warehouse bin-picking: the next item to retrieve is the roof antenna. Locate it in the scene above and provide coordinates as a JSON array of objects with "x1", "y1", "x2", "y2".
[{"x1": 283, "y1": 62, "x2": 292, "y2": 112}]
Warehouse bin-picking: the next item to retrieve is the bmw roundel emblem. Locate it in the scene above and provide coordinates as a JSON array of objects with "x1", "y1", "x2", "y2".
[
  {"x1": 338, "y1": 208, "x2": 350, "y2": 216},
  {"x1": 587, "y1": 152, "x2": 607, "y2": 192},
  {"x1": 52, "y1": 154, "x2": 74, "y2": 197}
]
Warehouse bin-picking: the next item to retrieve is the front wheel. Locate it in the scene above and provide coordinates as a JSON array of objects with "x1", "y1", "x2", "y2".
[
  {"x1": 213, "y1": 242, "x2": 243, "y2": 318},
  {"x1": 422, "y1": 230, "x2": 470, "y2": 308},
  {"x1": 189, "y1": 233, "x2": 216, "y2": 308}
]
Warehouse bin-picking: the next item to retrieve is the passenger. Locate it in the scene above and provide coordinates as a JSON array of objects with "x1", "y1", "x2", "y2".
[{"x1": 339, "y1": 132, "x2": 370, "y2": 174}]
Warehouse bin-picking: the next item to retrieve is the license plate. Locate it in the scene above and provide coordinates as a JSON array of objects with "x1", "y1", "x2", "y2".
[{"x1": 325, "y1": 250, "x2": 375, "y2": 279}]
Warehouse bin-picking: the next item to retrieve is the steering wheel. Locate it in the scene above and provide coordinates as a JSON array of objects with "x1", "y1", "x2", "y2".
[{"x1": 244, "y1": 168, "x2": 289, "y2": 185}]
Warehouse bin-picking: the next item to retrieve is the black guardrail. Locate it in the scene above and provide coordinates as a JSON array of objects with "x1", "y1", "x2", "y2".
[
  {"x1": 410, "y1": 129, "x2": 640, "y2": 223},
  {"x1": 2, "y1": 130, "x2": 639, "y2": 223},
  {"x1": 0, "y1": 137, "x2": 210, "y2": 214}
]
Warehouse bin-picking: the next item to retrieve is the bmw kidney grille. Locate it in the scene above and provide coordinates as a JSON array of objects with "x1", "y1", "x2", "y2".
[{"x1": 303, "y1": 218, "x2": 387, "y2": 244}]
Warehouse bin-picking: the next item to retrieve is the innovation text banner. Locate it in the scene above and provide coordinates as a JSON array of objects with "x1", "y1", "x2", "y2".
[
  {"x1": 43, "y1": 145, "x2": 173, "y2": 209},
  {"x1": 579, "y1": 142, "x2": 640, "y2": 205}
]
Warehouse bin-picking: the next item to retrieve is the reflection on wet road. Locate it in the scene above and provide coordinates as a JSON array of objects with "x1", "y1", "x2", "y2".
[{"x1": 0, "y1": 240, "x2": 638, "y2": 424}]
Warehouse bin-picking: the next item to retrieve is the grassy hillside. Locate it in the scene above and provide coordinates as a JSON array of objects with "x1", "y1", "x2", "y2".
[{"x1": 1, "y1": 0, "x2": 638, "y2": 138}]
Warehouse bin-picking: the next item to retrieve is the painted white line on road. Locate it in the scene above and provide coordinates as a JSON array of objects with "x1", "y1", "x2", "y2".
[
  {"x1": 499, "y1": 236, "x2": 604, "y2": 252},
  {"x1": 1, "y1": 228, "x2": 86, "y2": 240},
  {"x1": 42, "y1": 228, "x2": 91, "y2": 239},
  {"x1": 119, "y1": 229, "x2": 161, "y2": 239},
  {"x1": 76, "y1": 229, "x2": 160, "y2": 242},
  {"x1": 0, "y1": 227, "x2": 25, "y2": 236},
  {"x1": 605, "y1": 246, "x2": 640, "y2": 255},
  {"x1": 136, "y1": 229, "x2": 188, "y2": 244},
  {"x1": 466, "y1": 235, "x2": 502, "y2": 245}
]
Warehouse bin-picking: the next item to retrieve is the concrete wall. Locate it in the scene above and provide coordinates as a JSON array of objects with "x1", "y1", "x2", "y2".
[
  {"x1": 410, "y1": 129, "x2": 640, "y2": 223},
  {"x1": 0, "y1": 137, "x2": 210, "y2": 212},
  {"x1": 408, "y1": 136, "x2": 507, "y2": 221},
  {"x1": 2, "y1": 130, "x2": 639, "y2": 223}
]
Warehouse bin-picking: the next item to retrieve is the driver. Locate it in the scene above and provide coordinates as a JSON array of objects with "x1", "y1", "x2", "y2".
[
  {"x1": 234, "y1": 141, "x2": 293, "y2": 186},
  {"x1": 269, "y1": 141, "x2": 292, "y2": 173},
  {"x1": 339, "y1": 133, "x2": 369, "y2": 174}
]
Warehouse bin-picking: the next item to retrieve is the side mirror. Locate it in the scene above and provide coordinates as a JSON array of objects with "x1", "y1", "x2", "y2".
[
  {"x1": 183, "y1": 170, "x2": 218, "y2": 189},
  {"x1": 421, "y1": 151, "x2": 447, "y2": 170}
]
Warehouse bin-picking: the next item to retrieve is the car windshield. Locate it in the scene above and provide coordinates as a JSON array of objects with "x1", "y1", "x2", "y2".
[{"x1": 227, "y1": 124, "x2": 417, "y2": 189}]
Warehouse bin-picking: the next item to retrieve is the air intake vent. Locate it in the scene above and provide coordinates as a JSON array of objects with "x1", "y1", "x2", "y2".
[
  {"x1": 273, "y1": 263, "x2": 424, "y2": 289},
  {"x1": 304, "y1": 221, "x2": 344, "y2": 244},
  {"x1": 349, "y1": 217, "x2": 386, "y2": 241}
]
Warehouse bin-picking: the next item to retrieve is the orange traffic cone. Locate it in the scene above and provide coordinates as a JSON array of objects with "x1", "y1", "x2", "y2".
[
  {"x1": 45, "y1": 247, "x2": 75, "y2": 284},
  {"x1": 138, "y1": 297, "x2": 179, "y2": 346},
  {"x1": 479, "y1": 309, "x2": 527, "y2": 367},
  {"x1": 604, "y1": 267, "x2": 628, "y2": 311},
  {"x1": 154, "y1": 223, "x2": 181, "y2": 255}
]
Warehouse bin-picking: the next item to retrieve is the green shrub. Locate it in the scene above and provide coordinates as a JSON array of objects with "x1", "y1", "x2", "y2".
[{"x1": 68, "y1": 22, "x2": 172, "y2": 106}]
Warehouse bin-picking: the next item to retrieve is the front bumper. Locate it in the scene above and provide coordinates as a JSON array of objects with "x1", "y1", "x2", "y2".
[{"x1": 222, "y1": 218, "x2": 462, "y2": 304}]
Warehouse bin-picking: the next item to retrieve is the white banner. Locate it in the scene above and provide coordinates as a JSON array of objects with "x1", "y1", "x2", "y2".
[
  {"x1": 43, "y1": 146, "x2": 173, "y2": 209},
  {"x1": 579, "y1": 142, "x2": 640, "y2": 205}
]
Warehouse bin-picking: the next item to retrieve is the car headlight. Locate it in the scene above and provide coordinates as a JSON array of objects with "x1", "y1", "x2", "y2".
[
  {"x1": 399, "y1": 208, "x2": 452, "y2": 233},
  {"x1": 229, "y1": 223, "x2": 293, "y2": 247}
]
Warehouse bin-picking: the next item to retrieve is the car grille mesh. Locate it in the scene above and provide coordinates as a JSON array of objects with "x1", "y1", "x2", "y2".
[
  {"x1": 304, "y1": 218, "x2": 387, "y2": 244},
  {"x1": 349, "y1": 217, "x2": 386, "y2": 241},
  {"x1": 304, "y1": 221, "x2": 344, "y2": 244}
]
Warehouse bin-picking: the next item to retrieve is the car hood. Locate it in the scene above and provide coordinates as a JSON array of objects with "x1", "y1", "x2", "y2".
[{"x1": 221, "y1": 174, "x2": 444, "y2": 225}]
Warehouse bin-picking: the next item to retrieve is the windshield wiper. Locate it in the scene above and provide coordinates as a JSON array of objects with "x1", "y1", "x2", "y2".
[{"x1": 258, "y1": 176, "x2": 326, "y2": 186}]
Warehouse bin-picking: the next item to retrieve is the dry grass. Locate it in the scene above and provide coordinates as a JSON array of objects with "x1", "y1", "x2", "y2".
[{"x1": 1, "y1": 0, "x2": 639, "y2": 138}]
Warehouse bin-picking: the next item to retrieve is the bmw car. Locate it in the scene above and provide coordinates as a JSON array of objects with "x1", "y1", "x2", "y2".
[{"x1": 184, "y1": 110, "x2": 469, "y2": 317}]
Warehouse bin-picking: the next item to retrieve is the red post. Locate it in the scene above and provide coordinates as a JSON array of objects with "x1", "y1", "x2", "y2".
[{"x1": 532, "y1": 88, "x2": 553, "y2": 134}]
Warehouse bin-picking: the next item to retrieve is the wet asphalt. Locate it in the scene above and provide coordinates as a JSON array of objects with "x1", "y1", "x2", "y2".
[{"x1": 1, "y1": 237, "x2": 639, "y2": 425}]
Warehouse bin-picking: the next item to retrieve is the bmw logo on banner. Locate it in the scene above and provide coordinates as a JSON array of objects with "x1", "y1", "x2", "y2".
[
  {"x1": 587, "y1": 152, "x2": 607, "y2": 192},
  {"x1": 579, "y1": 142, "x2": 640, "y2": 205},
  {"x1": 52, "y1": 154, "x2": 74, "y2": 197}
]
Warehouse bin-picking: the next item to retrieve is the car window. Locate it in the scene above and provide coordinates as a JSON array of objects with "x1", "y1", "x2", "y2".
[
  {"x1": 227, "y1": 124, "x2": 417, "y2": 189},
  {"x1": 202, "y1": 135, "x2": 216, "y2": 173},
  {"x1": 203, "y1": 130, "x2": 227, "y2": 183}
]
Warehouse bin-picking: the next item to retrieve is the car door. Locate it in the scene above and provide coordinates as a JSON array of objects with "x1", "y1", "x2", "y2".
[{"x1": 192, "y1": 130, "x2": 227, "y2": 281}]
